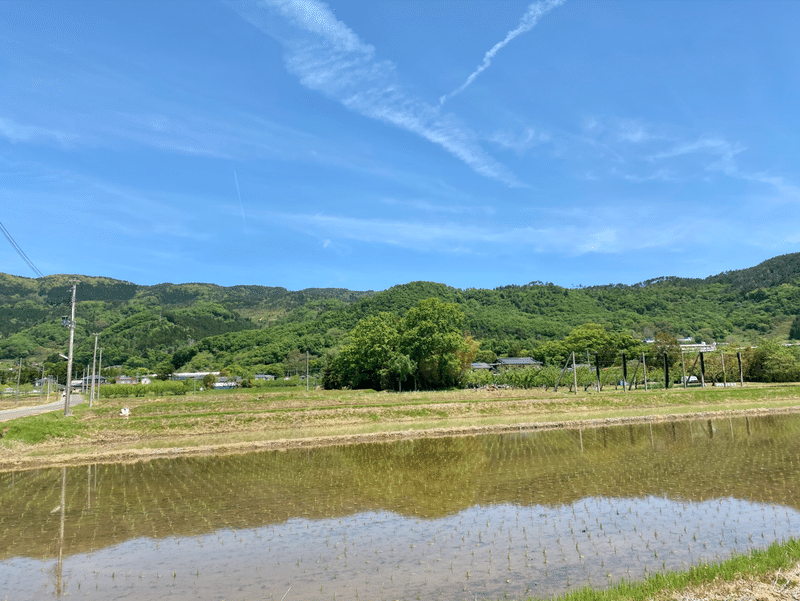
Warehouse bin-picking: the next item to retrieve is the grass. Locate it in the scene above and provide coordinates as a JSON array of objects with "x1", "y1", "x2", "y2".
[
  {"x1": 546, "y1": 537, "x2": 800, "y2": 601},
  {"x1": 2, "y1": 383, "x2": 800, "y2": 468},
  {"x1": 0, "y1": 405, "x2": 88, "y2": 444}
]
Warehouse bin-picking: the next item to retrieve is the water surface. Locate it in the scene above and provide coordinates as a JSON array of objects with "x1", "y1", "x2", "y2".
[{"x1": 2, "y1": 414, "x2": 799, "y2": 599}]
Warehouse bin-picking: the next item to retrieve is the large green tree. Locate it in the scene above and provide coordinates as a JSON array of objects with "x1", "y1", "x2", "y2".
[
  {"x1": 327, "y1": 299, "x2": 475, "y2": 391},
  {"x1": 332, "y1": 312, "x2": 405, "y2": 390},
  {"x1": 402, "y1": 298, "x2": 473, "y2": 389}
]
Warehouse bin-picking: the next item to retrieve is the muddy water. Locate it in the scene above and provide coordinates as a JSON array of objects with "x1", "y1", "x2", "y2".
[{"x1": 2, "y1": 414, "x2": 800, "y2": 600}]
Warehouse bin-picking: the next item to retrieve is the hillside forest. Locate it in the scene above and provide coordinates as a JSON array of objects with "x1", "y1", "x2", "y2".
[{"x1": 3, "y1": 252, "x2": 800, "y2": 390}]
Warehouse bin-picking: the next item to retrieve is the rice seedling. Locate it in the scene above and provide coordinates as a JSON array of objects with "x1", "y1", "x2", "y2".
[{"x1": 4, "y1": 413, "x2": 800, "y2": 599}]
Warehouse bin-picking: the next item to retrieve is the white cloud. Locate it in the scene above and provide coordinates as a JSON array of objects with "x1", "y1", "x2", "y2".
[
  {"x1": 380, "y1": 197, "x2": 492, "y2": 216},
  {"x1": 0, "y1": 117, "x2": 75, "y2": 146},
  {"x1": 267, "y1": 210, "x2": 700, "y2": 257},
  {"x1": 230, "y1": 0, "x2": 520, "y2": 186},
  {"x1": 648, "y1": 136, "x2": 746, "y2": 172},
  {"x1": 577, "y1": 228, "x2": 617, "y2": 253},
  {"x1": 618, "y1": 167, "x2": 674, "y2": 183},
  {"x1": 615, "y1": 120, "x2": 652, "y2": 144},
  {"x1": 439, "y1": 0, "x2": 565, "y2": 105},
  {"x1": 575, "y1": 118, "x2": 777, "y2": 186},
  {"x1": 490, "y1": 126, "x2": 550, "y2": 152},
  {"x1": 746, "y1": 174, "x2": 800, "y2": 202}
]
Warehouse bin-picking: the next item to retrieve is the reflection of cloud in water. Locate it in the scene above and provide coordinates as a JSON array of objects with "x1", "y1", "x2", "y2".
[{"x1": 6, "y1": 497, "x2": 800, "y2": 600}]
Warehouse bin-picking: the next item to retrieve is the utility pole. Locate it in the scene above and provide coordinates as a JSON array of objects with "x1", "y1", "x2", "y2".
[
  {"x1": 62, "y1": 279, "x2": 79, "y2": 417},
  {"x1": 97, "y1": 348, "x2": 103, "y2": 401},
  {"x1": 306, "y1": 351, "x2": 309, "y2": 392},
  {"x1": 90, "y1": 333, "x2": 100, "y2": 408}
]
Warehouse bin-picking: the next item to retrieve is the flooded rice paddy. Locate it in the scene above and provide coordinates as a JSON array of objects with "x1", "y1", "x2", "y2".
[{"x1": 2, "y1": 414, "x2": 800, "y2": 600}]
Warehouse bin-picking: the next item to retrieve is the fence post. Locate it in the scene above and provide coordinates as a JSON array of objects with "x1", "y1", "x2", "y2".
[
  {"x1": 554, "y1": 354, "x2": 572, "y2": 392},
  {"x1": 587, "y1": 350, "x2": 598, "y2": 392},
  {"x1": 681, "y1": 351, "x2": 687, "y2": 389},
  {"x1": 737, "y1": 351, "x2": 744, "y2": 386},
  {"x1": 622, "y1": 352, "x2": 628, "y2": 392},
  {"x1": 721, "y1": 350, "x2": 727, "y2": 387},
  {"x1": 595, "y1": 352, "x2": 601, "y2": 392},
  {"x1": 571, "y1": 351, "x2": 578, "y2": 395},
  {"x1": 699, "y1": 352, "x2": 706, "y2": 387},
  {"x1": 642, "y1": 352, "x2": 648, "y2": 391}
]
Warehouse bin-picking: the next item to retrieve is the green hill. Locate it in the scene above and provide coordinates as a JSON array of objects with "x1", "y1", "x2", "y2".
[{"x1": 2, "y1": 253, "x2": 800, "y2": 380}]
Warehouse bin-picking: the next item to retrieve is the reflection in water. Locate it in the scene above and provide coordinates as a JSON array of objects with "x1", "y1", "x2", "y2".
[
  {"x1": 56, "y1": 467, "x2": 66, "y2": 596},
  {"x1": 2, "y1": 414, "x2": 800, "y2": 600}
]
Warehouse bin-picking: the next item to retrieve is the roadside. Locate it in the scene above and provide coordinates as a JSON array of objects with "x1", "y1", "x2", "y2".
[{"x1": 0, "y1": 394, "x2": 83, "y2": 422}]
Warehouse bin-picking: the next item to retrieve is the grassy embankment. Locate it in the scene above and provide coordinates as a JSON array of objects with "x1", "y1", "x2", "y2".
[
  {"x1": 1, "y1": 382, "x2": 800, "y2": 468},
  {"x1": 547, "y1": 537, "x2": 800, "y2": 601}
]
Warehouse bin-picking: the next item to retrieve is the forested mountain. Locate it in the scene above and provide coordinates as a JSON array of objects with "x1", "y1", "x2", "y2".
[
  {"x1": 0, "y1": 273, "x2": 372, "y2": 371},
  {"x1": 2, "y1": 253, "x2": 800, "y2": 380}
]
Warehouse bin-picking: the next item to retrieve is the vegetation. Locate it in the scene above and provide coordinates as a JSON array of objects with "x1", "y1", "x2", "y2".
[
  {"x1": 3, "y1": 252, "x2": 800, "y2": 388},
  {"x1": 4, "y1": 384, "x2": 800, "y2": 469},
  {"x1": 0, "y1": 407, "x2": 87, "y2": 444},
  {"x1": 323, "y1": 298, "x2": 476, "y2": 391},
  {"x1": 550, "y1": 538, "x2": 800, "y2": 601}
]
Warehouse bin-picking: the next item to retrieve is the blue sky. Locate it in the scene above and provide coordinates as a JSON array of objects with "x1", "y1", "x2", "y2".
[{"x1": 1, "y1": 0, "x2": 798, "y2": 292}]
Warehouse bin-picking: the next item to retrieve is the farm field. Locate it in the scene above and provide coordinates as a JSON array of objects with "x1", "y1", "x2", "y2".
[
  {"x1": 2, "y1": 408, "x2": 800, "y2": 600},
  {"x1": 2, "y1": 383, "x2": 800, "y2": 470}
]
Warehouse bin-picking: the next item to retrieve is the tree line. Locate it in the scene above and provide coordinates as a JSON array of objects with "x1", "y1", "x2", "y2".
[{"x1": 4, "y1": 252, "x2": 800, "y2": 382}]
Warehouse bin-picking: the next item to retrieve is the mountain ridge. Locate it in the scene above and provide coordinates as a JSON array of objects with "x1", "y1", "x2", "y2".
[{"x1": 2, "y1": 252, "x2": 800, "y2": 374}]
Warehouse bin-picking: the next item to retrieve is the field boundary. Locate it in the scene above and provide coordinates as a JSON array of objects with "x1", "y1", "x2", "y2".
[{"x1": 4, "y1": 404, "x2": 799, "y2": 471}]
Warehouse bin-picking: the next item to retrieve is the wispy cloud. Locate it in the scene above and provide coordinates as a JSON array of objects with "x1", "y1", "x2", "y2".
[
  {"x1": 439, "y1": 0, "x2": 565, "y2": 106},
  {"x1": 490, "y1": 126, "x2": 550, "y2": 152},
  {"x1": 575, "y1": 118, "x2": 757, "y2": 183},
  {"x1": 0, "y1": 117, "x2": 75, "y2": 146},
  {"x1": 747, "y1": 174, "x2": 800, "y2": 202},
  {"x1": 266, "y1": 209, "x2": 716, "y2": 257},
  {"x1": 380, "y1": 197, "x2": 492, "y2": 216},
  {"x1": 230, "y1": 0, "x2": 519, "y2": 186},
  {"x1": 618, "y1": 167, "x2": 675, "y2": 183},
  {"x1": 615, "y1": 119, "x2": 654, "y2": 144},
  {"x1": 647, "y1": 136, "x2": 746, "y2": 175}
]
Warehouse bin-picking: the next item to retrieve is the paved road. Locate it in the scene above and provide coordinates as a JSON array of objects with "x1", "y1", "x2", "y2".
[{"x1": 0, "y1": 394, "x2": 85, "y2": 422}]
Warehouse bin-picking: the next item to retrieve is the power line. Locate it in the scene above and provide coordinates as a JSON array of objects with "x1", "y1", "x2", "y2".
[{"x1": 0, "y1": 220, "x2": 45, "y2": 278}]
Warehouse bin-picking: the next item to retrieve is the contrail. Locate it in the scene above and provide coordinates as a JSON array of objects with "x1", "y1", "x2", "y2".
[
  {"x1": 439, "y1": 0, "x2": 565, "y2": 106},
  {"x1": 234, "y1": 171, "x2": 246, "y2": 227}
]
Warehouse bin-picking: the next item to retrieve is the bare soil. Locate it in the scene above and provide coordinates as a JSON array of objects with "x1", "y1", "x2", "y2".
[{"x1": 653, "y1": 561, "x2": 800, "y2": 601}]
